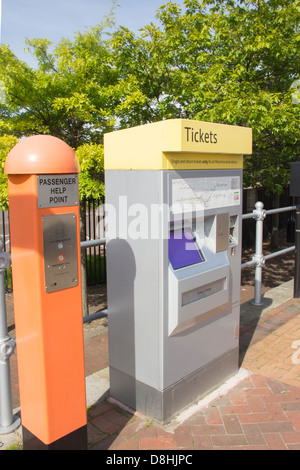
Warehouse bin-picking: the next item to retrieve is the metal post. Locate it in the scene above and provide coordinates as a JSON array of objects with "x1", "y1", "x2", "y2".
[
  {"x1": 294, "y1": 198, "x2": 300, "y2": 298},
  {"x1": 251, "y1": 202, "x2": 266, "y2": 306},
  {"x1": 0, "y1": 245, "x2": 21, "y2": 434}
]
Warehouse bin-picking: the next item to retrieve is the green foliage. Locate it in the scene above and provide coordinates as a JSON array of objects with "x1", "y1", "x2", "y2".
[
  {"x1": 0, "y1": 0, "x2": 299, "y2": 201},
  {"x1": 148, "y1": 0, "x2": 300, "y2": 194},
  {"x1": 0, "y1": 34, "x2": 116, "y2": 147},
  {"x1": 0, "y1": 3, "x2": 118, "y2": 203},
  {"x1": 75, "y1": 143, "x2": 105, "y2": 200},
  {"x1": 0, "y1": 134, "x2": 18, "y2": 210}
]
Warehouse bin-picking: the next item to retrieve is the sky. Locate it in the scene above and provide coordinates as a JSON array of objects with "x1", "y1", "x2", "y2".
[{"x1": 0, "y1": 0, "x2": 185, "y2": 66}]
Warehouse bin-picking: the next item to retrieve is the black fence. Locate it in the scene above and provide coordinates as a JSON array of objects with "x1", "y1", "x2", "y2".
[
  {"x1": 82, "y1": 197, "x2": 106, "y2": 285},
  {"x1": 242, "y1": 187, "x2": 295, "y2": 248}
]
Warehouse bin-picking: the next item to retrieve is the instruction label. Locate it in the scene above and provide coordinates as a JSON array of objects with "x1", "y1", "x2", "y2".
[{"x1": 37, "y1": 174, "x2": 79, "y2": 208}]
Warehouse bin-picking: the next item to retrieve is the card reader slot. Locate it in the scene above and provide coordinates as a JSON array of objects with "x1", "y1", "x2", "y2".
[{"x1": 182, "y1": 278, "x2": 227, "y2": 307}]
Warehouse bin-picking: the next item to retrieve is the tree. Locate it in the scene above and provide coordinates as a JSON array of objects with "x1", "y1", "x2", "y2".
[
  {"x1": 1, "y1": 0, "x2": 299, "y2": 196},
  {"x1": 137, "y1": 0, "x2": 298, "y2": 250},
  {"x1": 0, "y1": 133, "x2": 18, "y2": 210},
  {"x1": 0, "y1": 17, "x2": 114, "y2": 314},
  {"x1": 114, "y1": 0, "x2": 298, "y2": 195}
]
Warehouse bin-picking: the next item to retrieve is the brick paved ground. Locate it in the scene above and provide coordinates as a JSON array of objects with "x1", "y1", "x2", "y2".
[
  {"x1": 4, "y1": 294, "x2": 300, "y2": 450},
  {"x1": 87, "y1": 373, "x2": 300, "y2": 450},
  {"x1": 240, "y1": 299, "x2": 300, "y2": 388},
  {"x1": 86, "y1": 298, "x2": 300, "y2": 451}
]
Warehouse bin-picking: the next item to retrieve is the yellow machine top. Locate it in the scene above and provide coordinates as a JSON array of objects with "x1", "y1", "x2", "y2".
[{"x1": 104, "y1": 119, "x2": 252, "y2": 171}]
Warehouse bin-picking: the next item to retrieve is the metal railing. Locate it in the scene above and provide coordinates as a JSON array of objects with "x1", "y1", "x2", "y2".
[
  {"x1": 241, "y1": 201, "x2": 296, "y2": 305},
  {"x1": 0, "y1": 201, "x2": 297, "y2": 434},
  {"x1": 0, "y1": 245, "x2": 21, "y2": 435},
  {"x1": 85, "y1": 201, "x2": 297, "y2": 314}
]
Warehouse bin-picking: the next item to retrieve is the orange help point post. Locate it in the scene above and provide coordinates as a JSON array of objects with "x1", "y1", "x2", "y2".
[{"x1": 4, "y1": 135, "x2": 87, "y2": 450}]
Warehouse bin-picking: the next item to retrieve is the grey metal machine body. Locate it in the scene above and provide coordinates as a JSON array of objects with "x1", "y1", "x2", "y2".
[{"x1": 106, "y1": 168, "x2": 243, "y2": 423}]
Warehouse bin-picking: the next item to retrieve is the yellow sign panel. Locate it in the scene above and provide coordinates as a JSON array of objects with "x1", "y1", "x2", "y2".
[{"x1": 104, "y1": 119, "x2": 252, "y2": 170}]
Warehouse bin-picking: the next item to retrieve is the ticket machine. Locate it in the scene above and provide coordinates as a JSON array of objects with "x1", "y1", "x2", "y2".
[{"x1": 104, "y1": 119, "x2": 252, "y2": 423}]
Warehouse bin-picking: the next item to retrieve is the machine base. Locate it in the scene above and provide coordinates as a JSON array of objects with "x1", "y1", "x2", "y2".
[{"x1": 110, "y1": 347, "x2": 239, "y2": 424}]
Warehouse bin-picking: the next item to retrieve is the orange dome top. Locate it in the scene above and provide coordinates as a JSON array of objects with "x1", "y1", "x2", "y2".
[{"x1": 4, "y1": 135, "x2": 80, "y2": 175}]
